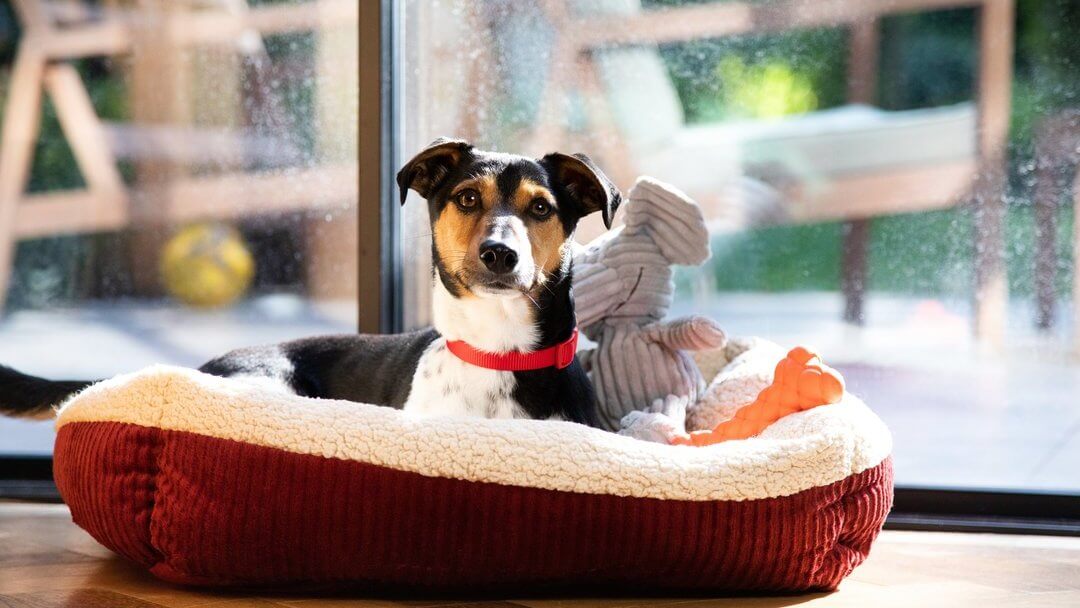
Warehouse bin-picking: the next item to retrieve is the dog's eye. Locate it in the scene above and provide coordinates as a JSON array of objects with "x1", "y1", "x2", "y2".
[
  {"x1": 531, "y1": 199, "x2": 552, "y2": 219},
  {"x1": 456, "y1": 189, "x2": 480, "y2": 210}
]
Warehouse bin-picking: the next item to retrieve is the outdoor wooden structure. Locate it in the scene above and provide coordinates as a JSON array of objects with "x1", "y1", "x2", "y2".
[
  {"x1": 1033, "y1": 110, "x2": 1080, "y2": 354},
  {"x1": 526, "y1": 0, "x2": 1014, "y2": 346},
  {"x1": 0, "y1": 0, "x2": 359, "y2": 311}
]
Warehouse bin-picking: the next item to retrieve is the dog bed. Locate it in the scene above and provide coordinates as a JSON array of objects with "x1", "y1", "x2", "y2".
[{"x1": 52, "y1": 342, "x2": 893, "y2": 593}]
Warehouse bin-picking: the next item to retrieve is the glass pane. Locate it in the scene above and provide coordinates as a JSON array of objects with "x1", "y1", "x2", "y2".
[
  {"x1": 400, "y1": 0, "x2": 1080, "y2": 492},
  {"x1": 0, "y1": 1, "x2": 358, "y2": 455}
]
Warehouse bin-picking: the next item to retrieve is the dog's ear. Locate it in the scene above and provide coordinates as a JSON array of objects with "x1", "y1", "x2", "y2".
[
  {"x1": 540, "y1": 152, "x2": 621, "y2": 229},
  {"x1": 397, "y1": 138, "x2": 472, "y2": 205}
]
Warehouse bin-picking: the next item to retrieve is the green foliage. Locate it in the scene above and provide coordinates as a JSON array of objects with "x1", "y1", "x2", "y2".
[
  {"x1": 0, "y1": 61, "x2": 129, "y2": 193},
  {"x1": 0, "y1": 57, "x2": 126, "y2": 308},
  {"x1": 701, "y1": 222, "x2": 842, "y2": 292},
  {"x1": 654, "y1": 0, "x2": 1078, "y2": 299},
  {"x1": 657, "y1": 26, "x2": 847, "y2": 124},
  {"x1": 876, "y1": 9, "x2": 976, "y2": 111},
  {"x1": 694, "y1": 203, "x2": 1075, "y2": 298},
  {"x1": 0, "y1": 1, "x2": 16, "y2": 65},
  {"x1": 715, "y1": 56, "x2": 818, "y2": 119},
  {"x1": 869, "y1": 209, "x2": 972, "y2": 296}
]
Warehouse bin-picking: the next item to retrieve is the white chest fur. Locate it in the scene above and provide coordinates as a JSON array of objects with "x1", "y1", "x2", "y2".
[
  {"x1": 402, "y1": 279, "x2": 539, "y2": 419},
  {"x1": 403, "y1": 339, "x2": 524, "y2": 418}
]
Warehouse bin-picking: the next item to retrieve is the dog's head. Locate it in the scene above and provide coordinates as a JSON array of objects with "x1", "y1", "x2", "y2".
[{"x1": 398, "y1": 138, "x2": 621, "y2": 298}]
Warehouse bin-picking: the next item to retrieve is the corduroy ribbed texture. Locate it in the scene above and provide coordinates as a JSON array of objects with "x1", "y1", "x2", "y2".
[
  {"x1": 572, "y1": 177, "x2": 727, "y2": 431},
  {"x1": 54, "y1": 420, "x2": 893, "y2": 593}
]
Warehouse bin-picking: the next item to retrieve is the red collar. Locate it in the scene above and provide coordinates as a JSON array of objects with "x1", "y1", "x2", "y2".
[{"x1": 445, "y1": 329, "x2": 579, "y2": 371}]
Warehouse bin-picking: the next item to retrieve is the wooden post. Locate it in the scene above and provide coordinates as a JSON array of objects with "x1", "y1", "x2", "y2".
[
  {"x1": 840, "y1": 18, "x2": 879, "y2": 325},
  {"x1": 126, "y1": 1, "x2": 193, "y2": 296},
  {"x1": 308, "y1": 0, "x2": 360, "y2": 304},
  {"x1": 527, "y1": 0, "x2": 575, "y2": 157},
  {"x1": 0, "y1": 1, "x2": 51, "y2": 311},
  {"x1": 841, "y1": 219, "x2": 871, "y2": 324},
  {"x1": 43, "y1": 65, "x2": 126, "y2": 196},
  {"x1": 0, "y1": 48, "x2": 46, "y2": 311},
  {"x1": 453, "y1": 2, "x2": 493, "y2": 144},
  {"x1": 1032, "y1": 118, "x2": 1061, "y2": 331},
  {"x1": 1073, "y1": 168, "x2": 1080, "y2": 356},
  {"x1": 971, "y1": 0, "x2": 1014, "y2": 349}
]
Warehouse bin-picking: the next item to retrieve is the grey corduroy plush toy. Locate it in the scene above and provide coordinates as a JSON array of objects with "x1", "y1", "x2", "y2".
[{"x1": 573, "y1": 176, "x2": 727, "y2": 433}]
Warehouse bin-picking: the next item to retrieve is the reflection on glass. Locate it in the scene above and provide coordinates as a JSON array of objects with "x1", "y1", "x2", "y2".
[
  {"x1": 401, "y1": 0, "x2": 1080, "y2": 492},
  {"x1": 0, "y1": 0, "x2": 359, "y2": 454}
]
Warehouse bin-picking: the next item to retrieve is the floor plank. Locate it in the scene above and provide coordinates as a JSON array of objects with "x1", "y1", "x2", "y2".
[{"x1": 2, "y1": 502, "x2": 1078, "y2": 607}]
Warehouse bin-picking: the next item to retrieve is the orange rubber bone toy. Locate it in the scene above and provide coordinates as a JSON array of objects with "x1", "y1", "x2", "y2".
[{"x1": 672, "y1": 347, "x2": 845, "y2": 446}]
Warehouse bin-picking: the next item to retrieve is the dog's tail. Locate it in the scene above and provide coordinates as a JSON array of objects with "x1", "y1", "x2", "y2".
[{"x1": 0, "y1": 364, "x2": 96, "y2": 420}]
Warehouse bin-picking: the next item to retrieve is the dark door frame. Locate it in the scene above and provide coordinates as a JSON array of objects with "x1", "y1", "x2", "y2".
[{"x1": 358, "y1": 0, "x2": 402, "y2": 335}]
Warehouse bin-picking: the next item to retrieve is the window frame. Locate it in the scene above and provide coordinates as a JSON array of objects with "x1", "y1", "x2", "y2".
[
  {"x1": 0, "y1": 456, "x2": 58, "y2": 501},
  {"x1": 359, "y1": 0, "x2": 403, "y2": 335}
]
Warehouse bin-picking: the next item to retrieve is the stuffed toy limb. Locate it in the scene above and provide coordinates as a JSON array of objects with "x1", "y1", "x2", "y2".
[
  {"x1": 641, "y1": 316, "x2": 727, "y2": 352},
  {"x1": 573, "y1": 176, "x2": 847, "y2": 444},
  {"x1": 619, "y1": 395, "x2": 690, "y2": 444},
  {"x1": 572, "y1": 176, "x2": 726, "y2": 432}
]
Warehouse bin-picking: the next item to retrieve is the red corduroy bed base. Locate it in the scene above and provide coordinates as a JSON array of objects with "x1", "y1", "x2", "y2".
[{"x1": 54, "y1": 420, "x2": 893, "y2": 592}]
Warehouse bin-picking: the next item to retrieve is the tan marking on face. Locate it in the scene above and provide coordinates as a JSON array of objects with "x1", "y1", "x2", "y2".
[
  {"x1": 432, "y1": 175, "x2": 499, "y2": 294},
  {"x1": 513, "y1": 179, "x2": 566, "y2": 280}
]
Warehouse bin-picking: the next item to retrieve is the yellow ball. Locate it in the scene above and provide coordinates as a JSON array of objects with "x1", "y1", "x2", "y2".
[{"x1": 161, "y1": 223, "x2": 255, "y2": 308}]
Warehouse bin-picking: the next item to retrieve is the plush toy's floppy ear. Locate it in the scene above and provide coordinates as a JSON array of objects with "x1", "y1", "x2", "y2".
[
  {"x1": 625, "y1": 176, "x2": 711, "y2": 265},
  {"x1": 540, "y1": 152, "x2": 622, "y2": 229},
  {"x1": 396, "y1": 138, "x2": 472, "y2": 204}
]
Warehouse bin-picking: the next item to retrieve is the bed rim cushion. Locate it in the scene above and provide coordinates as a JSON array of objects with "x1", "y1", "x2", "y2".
[{"x1": 55, "y1": 364, "x2": 892, "y2": 503}]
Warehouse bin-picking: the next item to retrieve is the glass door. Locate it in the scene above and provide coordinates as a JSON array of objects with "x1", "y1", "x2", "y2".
[{"x1": 395, "y1": 0, "x2": 1080, "y2": 497}]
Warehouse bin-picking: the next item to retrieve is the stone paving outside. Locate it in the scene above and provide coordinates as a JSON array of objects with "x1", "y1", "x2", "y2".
[{"x1": 1, "y1": 291, "x2": 1077, "y2": 493}]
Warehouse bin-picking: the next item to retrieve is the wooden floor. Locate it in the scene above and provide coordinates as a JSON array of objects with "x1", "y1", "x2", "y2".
[{"x1": 2, "y1": 502, "x2": 1079, "y2": 607}]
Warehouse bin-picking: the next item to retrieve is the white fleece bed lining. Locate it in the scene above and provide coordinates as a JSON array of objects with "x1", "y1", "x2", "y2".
[{"x1": 55, "y1": 365, "x2": 891, "y2": 503}]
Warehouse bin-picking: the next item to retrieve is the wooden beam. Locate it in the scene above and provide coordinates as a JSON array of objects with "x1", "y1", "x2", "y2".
[
  {"x1": 573, "y1": 0, "x2": 985, "y2": 50},
  {"x1": 101, "y1": 123, "x2": 303, "y2": 165},
  {"x1": 171, "y1": 0, "x2": 359, "y2": 49},
  {"x1": 841, "y1": 18, "x2": 881, "y2": 326},
  {"x1": 14, "y1": 190, "x2": 129, "y2": 239},
  {"x1": 44, "y1": 64, "x2": 126, "y2": 193},
  {"x1": 785, "y1": 160, "x2": 977, "y2": 223},
  {"x1": 14, "y1": 164, "x2": 359, "y2": 239},
  {"x1": 38, "y1": 21, "x2": 133, "y2": 59},
  {"x1": 149, "y1": 164, "x2": 359, "y2": 223},
  {"x1": 972, "y1": 0, "x2": 1015, "y2": 349},
  {"x1": 10, "y1": 0, "x2": 52, "y2": 30},
  {"x1": 35, "y1": 0, "x2": 359, "y2": 60}
]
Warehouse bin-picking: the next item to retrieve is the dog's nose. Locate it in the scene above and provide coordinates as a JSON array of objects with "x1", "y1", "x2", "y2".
[{"x1": 479, "y1": 241, "x2": 518, "y2": 274}]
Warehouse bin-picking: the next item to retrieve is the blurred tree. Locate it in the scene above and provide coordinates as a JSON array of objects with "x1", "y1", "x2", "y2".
[
  {"x1": 0, "y1": 1, "x2": 16, "y2": 65},
  {"x1": 877, "y1": 8, "x2": 976, "y2": 111},
  {"x1": 657, "y1": 27, "x2": 846, "y2": 124}
]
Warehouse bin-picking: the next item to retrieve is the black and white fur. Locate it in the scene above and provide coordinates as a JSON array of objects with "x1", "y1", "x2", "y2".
[{"x1": 0, "y1": 139, "x2": 620, "y2": 427}]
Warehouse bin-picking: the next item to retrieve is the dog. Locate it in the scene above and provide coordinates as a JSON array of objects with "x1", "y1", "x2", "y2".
[{"x1": 0, "y1": 138, "x2": 621, "y2": 427}]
